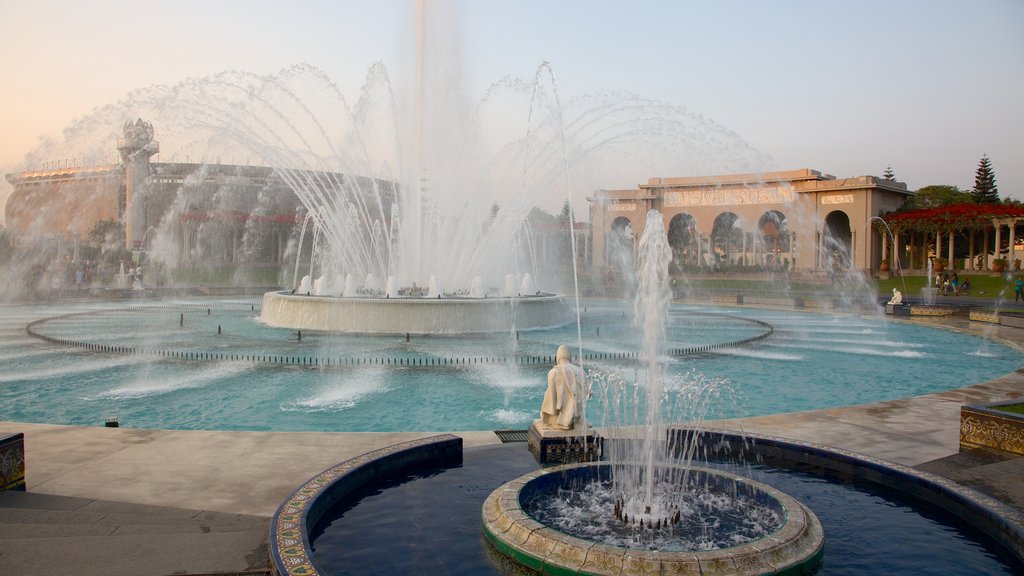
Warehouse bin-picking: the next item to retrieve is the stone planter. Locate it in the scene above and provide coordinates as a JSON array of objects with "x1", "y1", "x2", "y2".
[
  {"x1": 960, "y1": 401, "x2": 1024, "y2": 456},
  {"x1": 0, "y1": 432, "x2": 25, "y2": 492}
]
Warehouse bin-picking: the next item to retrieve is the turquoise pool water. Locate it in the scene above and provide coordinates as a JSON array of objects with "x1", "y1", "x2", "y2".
[{"x1": 0, "y1": 298, "x2": 1019, "y2": 432}]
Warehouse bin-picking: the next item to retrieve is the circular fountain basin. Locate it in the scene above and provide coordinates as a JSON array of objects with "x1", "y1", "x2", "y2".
[
  {"x1": 261, "y1": 290, "x2": 571, "y2": 334},
  {"x1": 482, "y1": 463, "x2": 823, "y2": 576}
]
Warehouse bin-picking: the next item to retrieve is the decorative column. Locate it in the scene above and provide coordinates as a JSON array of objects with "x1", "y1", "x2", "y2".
[
  {"x1": 969, "y1": 232, "x2": 976, "y2": 270},
  {"x1": 948, "y1": 228, "x2": 955, "y2": 270},
  {"x1": 851, "y1": 230, "x2": 856, "y2": 270},
  {"x1": 117, "y1": 119, "x2": 159, "y2": 249},
  {"x1": 994, "y1": 222, "x2": 1002, "y2": 270},
  {"x1": 893, "y1": 231, "x2": 901, "y2": 270},
  {"x1": 1009, "y1": 219, "x2": 1017, "y2": 268}
]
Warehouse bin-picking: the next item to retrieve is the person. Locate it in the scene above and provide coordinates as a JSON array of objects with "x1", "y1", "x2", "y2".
[
  {"x1": 951, "y1": 273, "x2": 959, "y2": 296},
  {"x1": 942, "y1": 273, "x2": 951, "y2": 295},
  {"x1": 1015, "y1": 276, "x2": 1024, "y2": 302},
  {"x1": 959, "y1": 277, "x2": 971, "y2": 295},
  {"x1": 540, "y1": 345, "x2": 589, "y2": 431}
]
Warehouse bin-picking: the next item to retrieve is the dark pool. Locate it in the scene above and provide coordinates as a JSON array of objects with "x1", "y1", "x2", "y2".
[{"x1": 310, "y1": 444, "x2": 1022, "y2": 575}]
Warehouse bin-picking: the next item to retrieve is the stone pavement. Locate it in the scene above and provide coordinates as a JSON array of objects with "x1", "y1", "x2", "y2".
[{"x1": 0, "y1": 314, "x2": 1021, "y2": 574}]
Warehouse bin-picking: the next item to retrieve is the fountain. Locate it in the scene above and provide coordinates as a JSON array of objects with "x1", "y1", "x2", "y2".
[
  {"x1": 923, "y1": 257, "x2": 939, "y2": 305},
  {"x1": 483, "y1": 210, "x2": 823, "y2": 575}
]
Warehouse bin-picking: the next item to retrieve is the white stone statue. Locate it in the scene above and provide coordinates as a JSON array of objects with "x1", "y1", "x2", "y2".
[
  {"x1": 887, "y1": 288, "x2": 903, "y2": 305},
  {"x1": 540, "y1": 345, "x2": 589, "y2": 431}
]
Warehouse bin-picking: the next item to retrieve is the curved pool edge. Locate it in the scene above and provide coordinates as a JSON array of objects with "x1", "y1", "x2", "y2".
[
  {"x1": 272, "y1": 429, "x2": 1024, "y2": 576},
  {"x1": 268, "y1": 434, "x2": 462, "y2": 576},
  {"x1": 689, "y1": 428, "x2": 1024, "y2": 564}
]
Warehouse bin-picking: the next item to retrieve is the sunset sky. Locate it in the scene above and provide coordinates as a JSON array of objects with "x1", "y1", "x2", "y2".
[{"x1": 1, "y1": 0, "x2": 1021, "y2": 220}]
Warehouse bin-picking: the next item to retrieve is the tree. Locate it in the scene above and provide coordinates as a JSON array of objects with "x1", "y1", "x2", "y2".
[
  {"x1": 882, "y1": 165, "x2": 896, "y2": 181},
  {"x1": 902, "y1": 185, "x2": 972, "y2": 211},
  {"x1": 88, "y1": 218, "x2": 124, "y2": 245},
  {"x1": 972, "y1": 154, "x2": 999, "y2": 204},
  {"x1": 558, "y1": 200, "x2": 575, "y2": 225}
]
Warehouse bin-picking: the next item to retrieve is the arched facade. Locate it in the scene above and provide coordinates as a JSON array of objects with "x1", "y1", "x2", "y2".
[
  {"x1": 589, "y1": 169, "x2": 911, "y2": 274},
  {"x1": 823, "y1": 210, "x2": 853, "y2": 271}
]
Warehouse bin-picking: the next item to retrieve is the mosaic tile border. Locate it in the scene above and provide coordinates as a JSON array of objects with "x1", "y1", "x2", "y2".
[
  {"x1": 688, "y1": 427, "x2": 1024, "y2": 564},
  {"x1": 0, "y1": 432, "x2": 26, "y2": 492},
  {"x1": 961, "y1": 401, "x2": 1024, "y2": 456},
  {"x1": 268, "y1": 434, "x2": 462, "y2": 576}
]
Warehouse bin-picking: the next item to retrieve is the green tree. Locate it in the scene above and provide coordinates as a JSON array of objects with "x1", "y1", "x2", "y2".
[
  {"x1": 88, "y1": 218, "x2": 124, "y2": 245},
  {"x1": 558, "y1": 200, "x2": 575, "y2": 224},
  {"x1": 902, "y1": 185, "x2": 972, "y2": 210},
  {"x1": 972, "y1": 154, "x2": 999, "y2": 204},
  {"x1": 882, "y1": 165, "x2": 896, "y2": 181}
]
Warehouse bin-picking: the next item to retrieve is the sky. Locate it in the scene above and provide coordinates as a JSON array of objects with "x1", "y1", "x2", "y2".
[{"x1": 1, "y1": 0, "x2": 1022, "y2": 222}]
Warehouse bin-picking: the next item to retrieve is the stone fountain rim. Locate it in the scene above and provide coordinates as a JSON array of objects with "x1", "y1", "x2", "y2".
[
  {"x1": 482, "y1": 461, "x2": 824, "y2": 575},
  {"x1": 268, "y1": 290, "x2": 566, "y2": 302}
]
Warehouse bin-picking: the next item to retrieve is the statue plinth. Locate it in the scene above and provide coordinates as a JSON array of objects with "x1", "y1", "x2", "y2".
[{"x1": 527, "y1": 420, "x2": 602, "y2": 464}]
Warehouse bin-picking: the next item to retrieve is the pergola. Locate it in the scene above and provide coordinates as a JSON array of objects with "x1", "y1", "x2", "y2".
[{"x1": 878, "y1": 203, "x2": 1024, "y2": 271}]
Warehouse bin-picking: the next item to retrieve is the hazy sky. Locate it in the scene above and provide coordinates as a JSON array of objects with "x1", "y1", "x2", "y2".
[{"x1": 1, "y1": 0, "x2": 1022, "y2": 219}]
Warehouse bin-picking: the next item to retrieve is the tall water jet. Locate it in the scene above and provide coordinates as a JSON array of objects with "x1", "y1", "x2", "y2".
[
  {"x1": 620, "y1": 209, "x2": 675, "y2": 521},
  {"x1": 483, "y1": 209, "x2": 825, "y2": 574}
]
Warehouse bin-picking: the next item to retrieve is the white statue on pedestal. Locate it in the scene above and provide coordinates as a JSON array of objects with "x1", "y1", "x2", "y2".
[
  {"x1": 540, "y1": 345, "x2": 589, "y2": 431},
  {"x1": 887, "y1": 288, "x2": 903, "y2": 305}
]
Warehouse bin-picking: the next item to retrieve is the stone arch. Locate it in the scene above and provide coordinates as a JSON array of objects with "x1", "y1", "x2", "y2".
[
  {"x1": 823, "y1": 210, "x2": 852, "y2": 270},
  {"x1": 607, "y1": 216, "x2": 635, "y2": 266},
  {"x1": 667, "y1": 213, "x2": 698, "y2": 270},
  {"x1": 711, "y1": 212, "x2": 743, "y2": 267},
  {"x1": 758, "y1": 210, "x2": 790, "y2": 268}
]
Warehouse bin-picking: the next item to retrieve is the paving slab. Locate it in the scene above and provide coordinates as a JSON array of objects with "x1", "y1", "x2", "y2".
[{"x1": 0, "y1": 530, "x2": 268, "y2": 576}]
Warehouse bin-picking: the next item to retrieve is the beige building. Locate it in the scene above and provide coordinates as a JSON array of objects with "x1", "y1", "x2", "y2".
[{"x1": 589, "y1": 169, "x2": 911, "y2": 274}]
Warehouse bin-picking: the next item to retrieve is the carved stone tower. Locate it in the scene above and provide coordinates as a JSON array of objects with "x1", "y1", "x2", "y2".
[{"x1": 117, "y1": 118, "x2": 159, "y2": 249}]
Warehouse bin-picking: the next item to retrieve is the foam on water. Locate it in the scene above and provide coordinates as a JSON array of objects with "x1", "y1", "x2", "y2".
[
  {"x1": 0, "y1": 347, "x2": 68, "y2": 363},
  {"x1": 769, "y1": 342, "x2": 926, "y2": 358},
  {"x1": 0, "y1": 356, "x2": 140, "y2": 384},
  {"x1": 472, "y1": 364, "x2": 536, "y2": 391},
  {"x1": 711, "y1": 348, "x2": 803, "y2": 361},
  {"x1": 775, "y1": 326, "x2": 878, "y2": 336},
  {"x1": 489, "y1": 408, "x2": 533, "y2": 425},
  {"x1": 771, "y1": 334, "x2": 927, "y2": 349},
  {"x1": 282, "y1": 368, "x2": 389, "y2": 412},
  {"x1": 95, "y1": 361, "x2": 252, "y2": 399}
]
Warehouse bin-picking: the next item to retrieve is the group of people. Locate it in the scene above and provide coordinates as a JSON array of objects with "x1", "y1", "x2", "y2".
[{"x1": 935, "y1": 272, "x2": 970, "y2": 296}]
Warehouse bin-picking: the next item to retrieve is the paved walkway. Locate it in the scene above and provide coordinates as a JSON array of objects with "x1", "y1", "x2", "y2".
[{"x1": 1, "y1": 313, "x2": 1022, "y2": 574}]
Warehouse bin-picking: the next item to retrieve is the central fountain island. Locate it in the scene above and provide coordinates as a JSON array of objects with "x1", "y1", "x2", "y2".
[
  {"x1": 261, "y1": 290, "x2": 570, "y2": 333},
  {"x1": 482, "y1": 211, "x2": 824, "y2": 575}
]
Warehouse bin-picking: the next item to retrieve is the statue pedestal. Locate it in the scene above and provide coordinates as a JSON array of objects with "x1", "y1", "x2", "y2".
[
  {"x1": 527, "y1": 420, "x2": 602, "y2": 465},
  {"x1": 886, "y1": 303, "x2": 910, "y2": 316}
]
